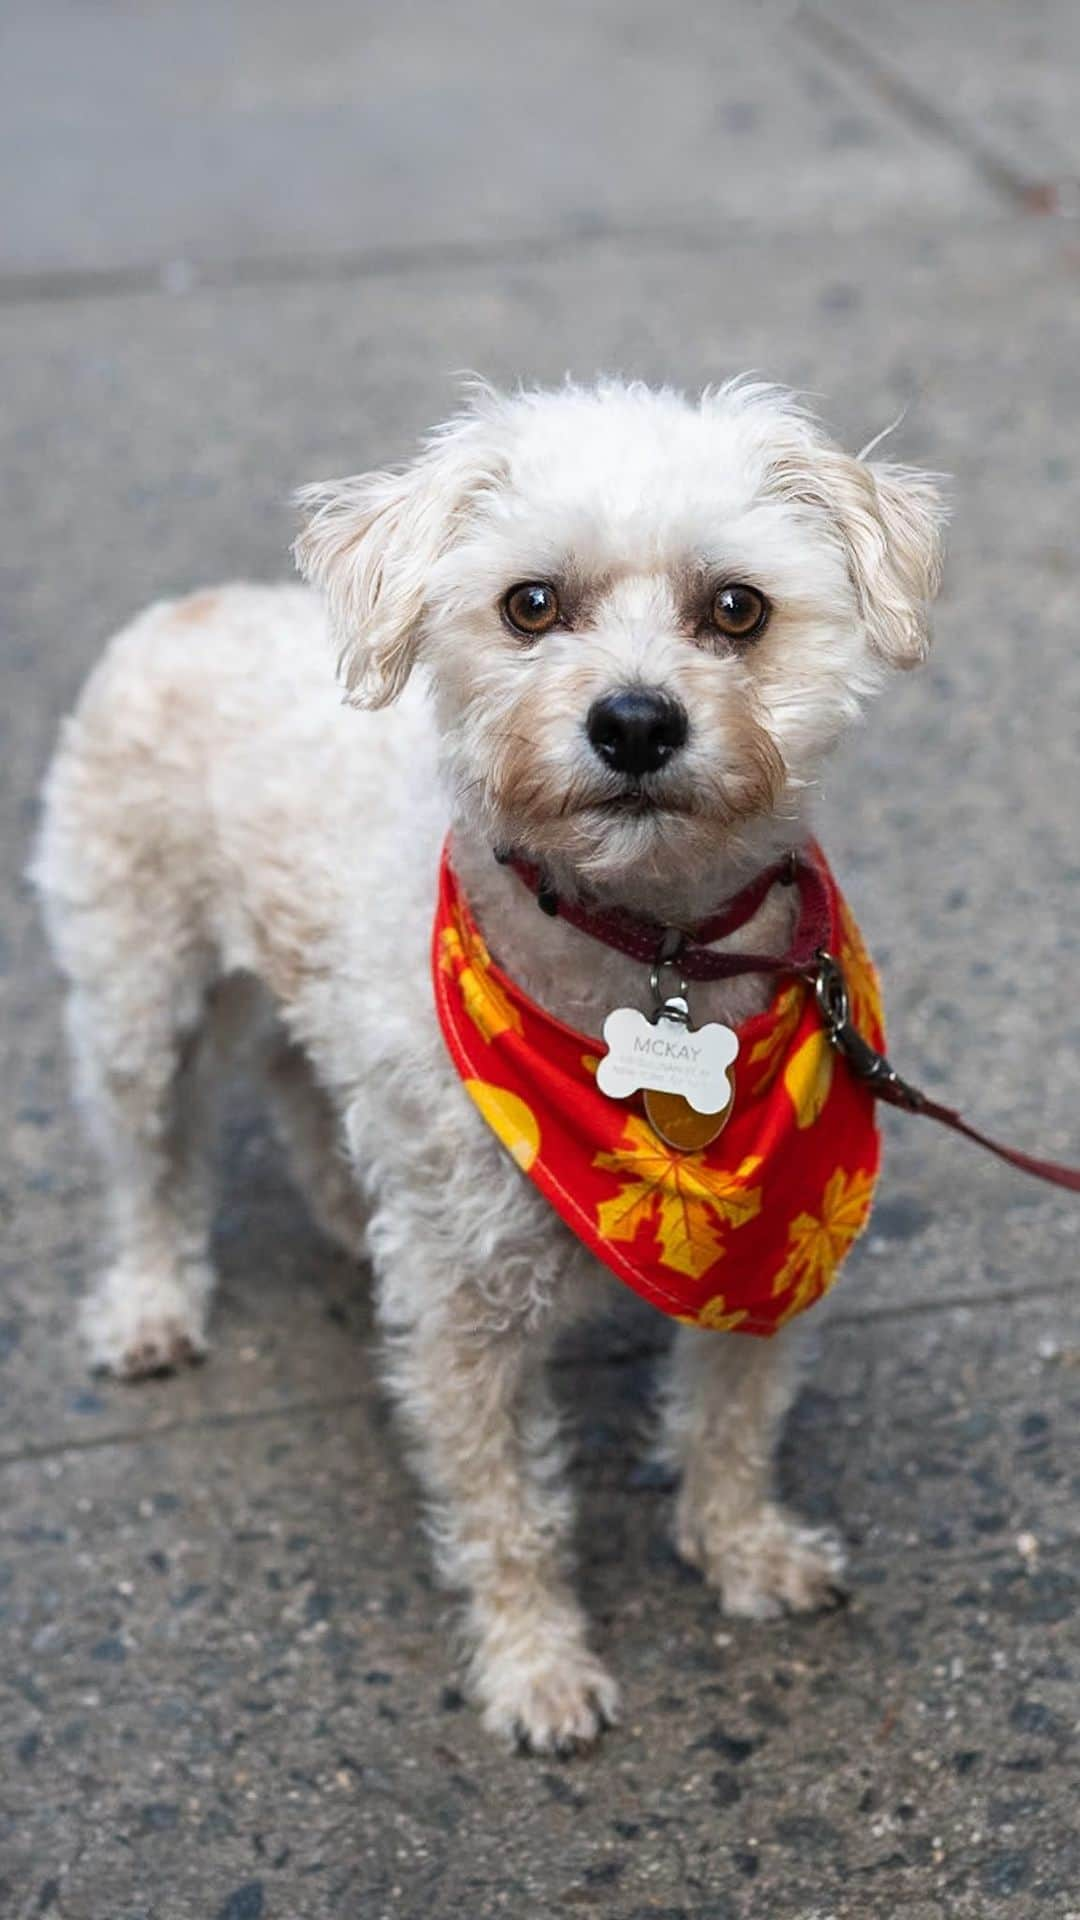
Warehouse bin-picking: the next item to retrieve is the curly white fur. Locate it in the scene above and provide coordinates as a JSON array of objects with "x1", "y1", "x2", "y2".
[{"x1": 33, "y1": 379, "x2": 944, "y2": 1752}]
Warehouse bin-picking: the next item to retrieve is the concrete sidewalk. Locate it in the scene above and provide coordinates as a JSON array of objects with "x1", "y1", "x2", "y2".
[{"x1": 2, "y1": 5, "x2": 1079, "y2": 1916}]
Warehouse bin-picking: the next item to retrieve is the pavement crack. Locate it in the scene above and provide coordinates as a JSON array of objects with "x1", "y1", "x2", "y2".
[
  {"x1": 0, "y1": 221, "x2": 723, "y2": 310},
  {"x1": 2, "y1": 1267, "x2": 1075, "y2": 1470},
  {"x1": 826, "y1": 1270, "x2": 1080, "y2": 1330},
  {"x1": 0, "y1": 1388, "x2": 369, "y2": 1470},
  {"x1": 796, "y1": 6, "x2": 1056, "y2": 212}
]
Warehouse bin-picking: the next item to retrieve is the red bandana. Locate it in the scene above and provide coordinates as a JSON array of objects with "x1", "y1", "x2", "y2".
[{"x1": 432, "y1": 843, "x2": 885, "y2": 1335}]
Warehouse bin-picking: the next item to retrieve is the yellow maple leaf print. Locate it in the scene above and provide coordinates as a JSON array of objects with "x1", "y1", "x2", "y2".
[
  {"x1": 440, "y1": 922, "x2": 522, "y2": 1042},
  {"x1": 837, "y1": 899, "x2": 884, "y2": 1041},
  {"x1": 771, "y1": 1166, "x2": 876, "y2": 1321},
  {"x1": 783, "y1": 1026, "x2": 835, "y2": 1129},
  {"x1": 748, "y1": 981, "x2": 804, "y2": 1094},
  {"x1": 594, "y1": 1116, "x2": 763, "y2": 1280},
  {"x1": 696, "y1": 1295, "x2": 750, "y2": 1332}
]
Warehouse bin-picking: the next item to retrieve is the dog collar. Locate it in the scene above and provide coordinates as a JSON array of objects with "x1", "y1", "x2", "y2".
[{"x1": 496, "y1": 845, "x2": 832, "y2": 982}]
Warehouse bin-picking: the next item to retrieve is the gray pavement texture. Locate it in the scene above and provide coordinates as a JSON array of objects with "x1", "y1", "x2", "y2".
[{"x1": 2, "y1": 3, "x2": 1080, "y2": 1916}]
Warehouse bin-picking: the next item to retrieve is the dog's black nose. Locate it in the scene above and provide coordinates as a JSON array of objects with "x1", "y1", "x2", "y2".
[{"x1": 586, "y1": 688, "x2": 688, "y2": 778}]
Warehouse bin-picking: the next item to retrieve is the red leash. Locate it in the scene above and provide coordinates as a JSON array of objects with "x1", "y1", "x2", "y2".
[{"x1": 503, "y1": 849, "x2": 1080, "y2": 1194}]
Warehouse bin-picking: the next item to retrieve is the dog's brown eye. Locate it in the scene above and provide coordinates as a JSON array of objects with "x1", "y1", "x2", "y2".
[
  {"x1": 503, "y1": 582, "x2": 560, "y2": 637},
  {"x1": 710, "y1": 584, "x2": 768, "y2": 640}
]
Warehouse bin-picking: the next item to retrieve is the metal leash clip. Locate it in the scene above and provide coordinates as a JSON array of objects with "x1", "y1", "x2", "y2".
[{"x1": 812, "y1": 951, "x2": 925, "y2": 1108}]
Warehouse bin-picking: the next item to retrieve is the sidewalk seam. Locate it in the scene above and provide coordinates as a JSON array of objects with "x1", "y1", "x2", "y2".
[
  {"x1": 1, "y1": 1266, "x2": 1074, "y2": 1470},
  {"x1": 0, "y1": 203, "x2": 1033, "y2": 314},
  {"x1": 796, "y1": 7, "x2": 1051, "y2": 211}
]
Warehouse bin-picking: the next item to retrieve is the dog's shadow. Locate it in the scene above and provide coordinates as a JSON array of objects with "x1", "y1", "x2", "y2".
[{"x1": 210, "y1": 1073, "x2": 378, "y2": 1356}]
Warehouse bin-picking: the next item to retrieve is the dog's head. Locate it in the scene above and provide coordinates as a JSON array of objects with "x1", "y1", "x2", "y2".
[{"x1": 296, "y1": 381, "x2": 944, "y2": 891}]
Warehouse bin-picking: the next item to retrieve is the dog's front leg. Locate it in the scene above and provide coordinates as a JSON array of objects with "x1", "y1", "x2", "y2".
[
  {"x1": 660, "y1": 1323, "x2": 848, "y2": 1618},
  {"x1": 381, "y1": 1291, "x2": 618, "y2": 1752}
]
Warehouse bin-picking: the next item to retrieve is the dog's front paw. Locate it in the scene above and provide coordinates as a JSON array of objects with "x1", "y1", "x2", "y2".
[
  {"x1": 474, "y1": 1636, "x2": 619, "y2": 1755},
  {"x1": 81, "y1": 1262, "x2": 213, "y2": 1379},
  {"x1": 677, "y1": 1501, "x2": 848, "y2": 1620}
]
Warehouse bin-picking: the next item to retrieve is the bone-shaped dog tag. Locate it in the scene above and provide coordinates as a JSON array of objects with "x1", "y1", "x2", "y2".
[{"x1": 597, "y1": 998, "x2": 739, "y2": 1150}]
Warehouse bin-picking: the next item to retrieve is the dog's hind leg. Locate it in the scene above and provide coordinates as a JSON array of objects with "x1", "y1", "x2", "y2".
[
  {"x1": 62, "y1": 944, "x2": 224, "y2": 1379},
  {"x1": 658, "y1": 1323, "x2": 848, "y2": 1617},
  {"x1": 33, "y1": 641, "x2": 238, "y2": 1378}
]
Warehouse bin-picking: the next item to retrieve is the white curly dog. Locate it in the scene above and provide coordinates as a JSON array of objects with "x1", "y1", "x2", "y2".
[{"x1": 34, "y1": 379, "x2": 943, "y2": 1751}]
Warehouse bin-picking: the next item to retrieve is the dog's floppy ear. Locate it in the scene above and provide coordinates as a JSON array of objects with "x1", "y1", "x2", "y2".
[
  {"x1": 294, "y1": 407, "x2": 506, "y2": 707},
  {"x1": 829, "y1": 455, "x2": 946, "y2": 669},
  {"x1": 769, "y1": 433, "x2": 946, "y2": 669}
]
